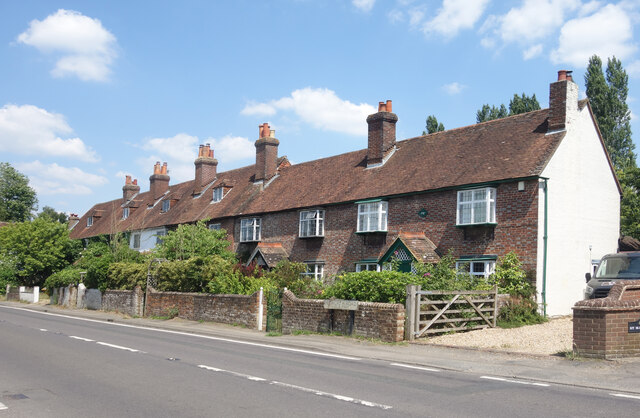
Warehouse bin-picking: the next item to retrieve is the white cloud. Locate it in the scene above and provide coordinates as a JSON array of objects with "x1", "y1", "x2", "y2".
[
  {"x1": 423, "y1": 0, "x2": 489, "y2": 38},
  {"x1": 14, "y1": 161, "x2": 108, "y2": 196},
  {"x1": 353, "y1": 0, "x2": 375, "y2": 13},
  {"x1": 627, "y1": 59, "x2": 640, "y2": 76},
  {"x1": 551, "y1": 4, "x2": 637, "y2": 67},
  {"x1": 241, "y1": 88, "x2": 377, "y2": 136},
  {"x1": 17, "y1": 9, "x2": 117, "y2": 82},
  {"x1": 387, "y1": 9, "x2": 404, "y2": 24},
  {"x1": 442, "y1": 82, "x2": 465, "y2": 95},
  {"x1": 523, "y1": 44, "x2": 543, "y2": 60},
  {"x1": 0, "y1": 104, "x2": 98, "y2": 162},
  {"x1": 408, "y1": 7, "x2": 426, "y2": 27},
  {"x1": 139, "y1": 133, "x2": 255, "y2": 182}
]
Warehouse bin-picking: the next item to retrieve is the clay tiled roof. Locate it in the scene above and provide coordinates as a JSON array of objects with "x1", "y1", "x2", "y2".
[
  {"x1": 70, "y1": 108, "x2": 564, "y2": 239},
  {"x1": 247, "y1": 243, "x2": 289, "y2": 268}
]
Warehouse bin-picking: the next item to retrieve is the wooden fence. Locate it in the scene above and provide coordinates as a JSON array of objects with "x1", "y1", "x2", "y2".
[{"x1": 405, "y1": 285, "x2": 498, "y2": 340}]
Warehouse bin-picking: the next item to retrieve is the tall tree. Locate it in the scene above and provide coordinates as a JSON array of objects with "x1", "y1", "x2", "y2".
[
  {"x1": 585, "y1": 55, "x2": 636, "y2": 169},
  {"x1": 476, "y1": 104, "x2": 508, "y2": 123},
  {"x1": 0, "y1": 162, "x2": 37, "y2": 222},
  {"x1": 38, "y1": 206, "x2": 68, "y2": 224},
  {"x1": 476, "y1": 93, "x2": 540, "y2": 123},
  {"x1": 423, "y1": 115, "x2": 445, "y2": 135}
]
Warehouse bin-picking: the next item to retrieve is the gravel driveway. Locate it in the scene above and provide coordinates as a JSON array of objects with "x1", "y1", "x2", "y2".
[{"x1": 417, "y1": 317, "x2": 573, "y2": 356}]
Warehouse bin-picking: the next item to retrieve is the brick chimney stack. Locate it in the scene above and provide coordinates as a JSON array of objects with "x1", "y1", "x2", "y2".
[
  {"x1": 548, "y1": 70, "x2": 578, "y2": 132},
  {"x1": 68, "y1": 213, "x2": 80, "y2": 230},
  {"x1": 122, "y1": 175, "x2": 140, "y2": 202},
  {"x1": 149, "y1": 161, "x2": 170, "y2": 199},
  {"x1": 194, "y1": 143, "x2": 218, "y2": 194},
  {"x1": 366, "y1": 100, "x2": 397, "y2": 167},
  {"x1": 255, "y1": 122, "x2": 279, "y2": 182}
]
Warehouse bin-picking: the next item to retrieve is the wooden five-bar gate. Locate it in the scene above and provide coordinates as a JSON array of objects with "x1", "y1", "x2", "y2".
[{"x1": 405, "y1": 285, "x2": 498, "y2": 340}]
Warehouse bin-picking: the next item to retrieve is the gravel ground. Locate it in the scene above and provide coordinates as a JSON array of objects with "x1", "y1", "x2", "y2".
[{"x1": 417, "y1": 317, "x2": 573, "y2": 356}]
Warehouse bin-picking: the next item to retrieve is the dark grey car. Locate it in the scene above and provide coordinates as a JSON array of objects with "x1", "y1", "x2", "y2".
[{"x1": 584, "y1": 252, "x2": 640, "y2": 299}]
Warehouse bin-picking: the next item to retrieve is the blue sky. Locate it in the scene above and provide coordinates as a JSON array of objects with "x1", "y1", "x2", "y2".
[{"x1": 1, "y1": 0, "x2": 639, "y2": 216}]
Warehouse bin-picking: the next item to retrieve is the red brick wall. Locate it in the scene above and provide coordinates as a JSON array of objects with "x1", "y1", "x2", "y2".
[
  {"x1": 232, "y1": 179, "x2": 539, "y2": 278},
  {"x1": 145, "y1": 290, "x2": 265, "y2": 330},
  {"x1": 103, "y1": 286, "x2": 144, "y2": 317},
  {"x1": 573, "y1": 281, "x2": 640, "y2": 359},
  {"x1": 281, "y1": 290, "x2": 405, "y2": 342}
]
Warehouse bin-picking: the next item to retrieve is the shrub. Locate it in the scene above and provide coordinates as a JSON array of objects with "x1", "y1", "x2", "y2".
[
  {"x1": 77, "y1": 241, "x2": 114, "y2": 290},
  {"x1": 153, "y1": 220, "x2": 235, "y2": 261},
  {"x1": 155, "y1": 257, "x2": 208, "y2": 292},
  {"x1": 491, "y1": 251, "x2": 531, "y2": 296},
  {"x1": 498, "y1": 296, "x2": 546, "y2": 328},
  {"x1": 0, "y1": 255, "x2": 17, "y2": 295},
  {"x1": 414, "y1": 251, "x2": 493, "y2": 292},
  {"x1": 106, "y1": 262, "x2": 148, "y2": 291},
  {"x1": 323, "y1": 271, "x2": 418, "y2": 304},
  {"x1": 44, "y1": 267, "x2": 83, "y2": 290},
  {"x1": 263, "y1": 260, "x2": 322, "y2": 299}
]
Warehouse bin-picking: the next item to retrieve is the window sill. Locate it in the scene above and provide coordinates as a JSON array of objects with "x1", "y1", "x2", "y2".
[
  {"x1": 455, "y1": 223, "x2": 497, "y2": 228},
  {"x1": 355, "y1": 230, "x2": 388, "y2": 234},
  {"x1": 239, "y1": 240, "x2": 261, "y2": 243},
  {"x1": 299, "y1": 235, "x2": 324, "y2": 239}
]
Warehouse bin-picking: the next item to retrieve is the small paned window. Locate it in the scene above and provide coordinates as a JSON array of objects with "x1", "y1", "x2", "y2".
[
  {"x1": 87, "y1": 216, "x2": 93, "y2": 227},
  {"x1": 301, "y1": 263, "x2": 324, "y2": 280},
  {"x1": 208, "y1": 223, "x2": 222, "y2": 231},
  {"x1": 456, "y1": 188, "x2": 496, "y2": 225},
  {"x1": 212, "y1": 187, "x2": 224, "y2": 203},
  {"x1": 357, "y1": 201, "x2": 388, "y2": 232},
  {"x1": 240, "y1": 218, "x2": 261, "y2": 242},
  {"x1": 161, "y1": 200, "x2": 170, "y2": 213},
  {"x1": 122, "y1": 207, "x2": 129, "y2": 220},
  {"x1": 299, "y1": 210, "x2": 324, "y2": 237},
  {"x1": 455, "y1": 259, "x2": 496, "y2": 278},
  {"x1": 356, "y1": 263, "x2": 380, "y2": 272},
  {"x1": 132, "y1": 233, "x2": 141, "y2": 249}
]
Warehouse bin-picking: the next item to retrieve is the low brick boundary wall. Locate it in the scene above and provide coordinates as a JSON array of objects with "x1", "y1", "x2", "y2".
[
  {"x1": 573, "y1": 281, "x2": 640, "y2": 359},
  {"x1": 102, "y1": 286, "x2": 144, "y2": 317},
  {"x1": 145, "y1": 290, "x2": 265, "y2": 330},
  {"x1": 281, "y1": 290, "x2": 405, "y2": 342}
]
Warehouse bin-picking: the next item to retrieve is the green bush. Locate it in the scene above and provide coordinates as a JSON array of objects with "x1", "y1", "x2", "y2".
[
  {"x1": 77, "y1": 241, "x2": 114, "y2": 290},
  {"x1": 44, "y1": 267, "x2": 83, "y2": 290},
  {"x1": 153, "y1": 220, "x2": 235, "y2": 261},
  {"x1": 414, "y1": 251, "x2": 493, "y2": 292},
  {"x1": 263, "y1": 260, "x2": 323, "y2": 299},
  {"x1": 490, "y1": 252, "x2": 531, "y2": 296},
  {"x1": 323, "y1": 271, "x2": 419, "y2": 304},
  {"x1": 155, "y1": 257, "x2": 208, "y2": 292},
  {"x1": 205, "y1": 256, "x2": 277, "y2": 295},
  {"x1": 106, "y1": 262, "x2": 147, "y2": 291},
  {"x1": 0, "y1": 255, "x2": 17, "y2": 295},
  {"x1": 498, "y1": 296, "x2": 546, "y2": 328}
]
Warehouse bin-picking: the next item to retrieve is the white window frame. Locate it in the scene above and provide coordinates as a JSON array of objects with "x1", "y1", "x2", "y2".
[
  {"x1": 456, "y1": 187, "x2": 496, "y2": 226},
  {"x1": 208, "y1": 223, "x2": 222, "y2": 231},
  {"x1": 240, "y1": 218, "x2": 261, "y2": 242},
  {"x1": 161, "y1": 200, "x2": 170, "y2": 213},
  {"x1": 212, "y1": 187, "x2": 224, "y2": 203},
  {"x1": 301, "y1": 263, "x2": 324, "y2": 280},
  {"x1": 299, "y1": 210, "x2": 325, "y2": 238},
  {"x1": 132, "y1": 233, "x2": 141, "y2": 250},
  {"x1": 87, "y1": 216, "x2": 93, "y2": 227},
  {"x1": 455, "y1": 259, "x2": 496, "y2": 278},
  {"x1": 357, "y1": 201, "x2": 388, "y2": 232},
  {"x1": 122, "y1": 207, "x2": 129, "y2": 220},
  {"x1": 356, "y1": 263, "x2": 380, "y2": 272}
]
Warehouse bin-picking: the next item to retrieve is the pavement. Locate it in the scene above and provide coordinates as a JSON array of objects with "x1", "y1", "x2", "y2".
[{"x1": 4, "y1": 300, "x2": 640, "y2": 395}]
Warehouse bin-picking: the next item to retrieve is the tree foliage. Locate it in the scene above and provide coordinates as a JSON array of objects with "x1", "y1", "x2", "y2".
[
  {"x1": 423, "y1": 115, "x2": 445, "y2": 135},
  {"x1": 37, "y1": 206, "x2": 68, "y2": 224},
  {"x1": 585, "y1": 55, "x2": 636, "y2": 169},
  {"x1": 476, "y1": 93, "x2": 540, "y2": 123},
  {"x1": 619, "y1": 165, "x2": 640, "y2": 238},
  {"x1": 153, "y1": 220, "x2": 235, "y2": 261},
  {"x1": 0, "y1": 218, "x2": 80, "y2": 287},
  {"x1": 0, "y1": 162, "x2": 38, "y2": 222}
]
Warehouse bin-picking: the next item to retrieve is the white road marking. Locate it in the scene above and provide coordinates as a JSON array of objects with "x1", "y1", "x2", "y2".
[
  {"x1": 198, "y1": 364, "x2": 391, "y2": 410},
  {"x1": 0, "y1": 402, "x2": 7, "y2": 410},
  {"x1": 0, "y1": 305, "x2": 360, "y2": 361},
  {"x1": 69, "y1": 336, "x2": 95, "y2": 342},
  {"x1": 96, "y1": 342, "x2": 144, "y2": 353},
  {"x1": 390, "y1": 363, "x2": 440, "y2": 372},
  {"x1": 480, "y1": 376, "x2": 550, "y2": 387},
  {"x1": 39, "y1": 328, "x2": 47, "y2": 332},
  {"x1": 611, "y1": 393, "x2": 640, "y2": 400}
]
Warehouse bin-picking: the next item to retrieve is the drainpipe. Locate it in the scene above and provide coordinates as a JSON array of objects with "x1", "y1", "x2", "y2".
[{"x1": 541, "y1": 178, "x2": 549, "y2": 317}]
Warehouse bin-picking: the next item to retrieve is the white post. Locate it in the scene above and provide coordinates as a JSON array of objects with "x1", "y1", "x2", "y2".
[
  {"x1": 258, "y1": 287, "x2": 264, "y2": 331},
  {"x1": 33, "y1": 286, "x2": 39, "y2": 303}
]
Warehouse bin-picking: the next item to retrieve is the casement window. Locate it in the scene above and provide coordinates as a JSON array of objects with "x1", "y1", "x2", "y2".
[
  {"x1": 155, "y1": 230, "x2": 166, "y2": 246},
  {"x1": 161, "y1": 200, "x2": 170, "y2": 213},
  {"x1": 87, "y1": 216, "x2": 93, "y2": 227},
  {"x1": 456, "y1": 259, "x2": 496, "y2": 278},
  {"x1": 208, "y1": 223, "x2": 222, "y2": 231},
  {"x1": 356, "y1": 263, "x2": 380, "y2": 272},
  {"x1": 299, "y1": 210, "x2": 324, "y2": 237},
  {"x1": 240, "y1": 218, "x2": 261, "y2": 242},
  {"x1": 456, "y1": 187, "x2": 496, "y2": 225},
  {"x1": 212, "y1": 187, "x2": 224, "y2": 203},
  {"x1": 357, "y1": 201, "x2": 388, "y2": 232},
  {"x1": 122, "y1": 207, "x2": 129, "y2": 220},
  {"x1": 132, "y1": 233, "x2": 141, "y2": 250},
  {"x1": 301, "y1": 263, "x2": 324, "y2": 280}
]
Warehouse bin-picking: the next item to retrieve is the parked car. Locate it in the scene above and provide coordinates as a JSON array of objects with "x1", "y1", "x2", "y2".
[{"x1": 584, "y1": 252, "x2": 640, "y2": 299}]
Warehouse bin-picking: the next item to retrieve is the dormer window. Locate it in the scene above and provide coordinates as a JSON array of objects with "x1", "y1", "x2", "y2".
[
  {"x1": 161, "y1": 200, "x2": 170, "y2": 213},
  {"x1": 122, "y1": 207, "x2": 129, "y2": 220},
  {"x1": 87, "y1": 216, "x2": 93, "y2": 227},
  {"x1": 299, "y1": 210, "x2": 324, "y2": 238},
  {"x1": 212, "y1": 187, "x2": 224, "y2": 203}
]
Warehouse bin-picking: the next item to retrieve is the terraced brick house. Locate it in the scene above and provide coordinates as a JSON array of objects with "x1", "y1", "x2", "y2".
[{"x1": 70, "y1": 71, "x2": 621, "y2": 316}]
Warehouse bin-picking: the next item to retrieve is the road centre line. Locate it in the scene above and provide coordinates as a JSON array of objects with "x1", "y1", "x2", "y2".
[
  {"x1": 390, "y1": 363, "x2": 440, "y2": 372},
  {"x1": 69, "y1": 336, "x2": 95, "y2": 342},
  {"x1": 198, "y1": 364, "x2": 392, "y2": 410},
  {"x1": 96, "y1": 341, "x2": 144, "y2": 353},
  {"x1": 611, "y1": 393, "x2": 640, "y2": 400},
  {"x1": 39, "y1": 329, "x2": 47, "y2": 332},
  {"x1": 0, "y1": 402, "x2": 7, "y2": 410},
  {"x1": 0, "y1": 305, "x2": 361, "y2": 361},
  {"x1": 480, "y1": 376, "x2": 550, "y2": 387}
]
